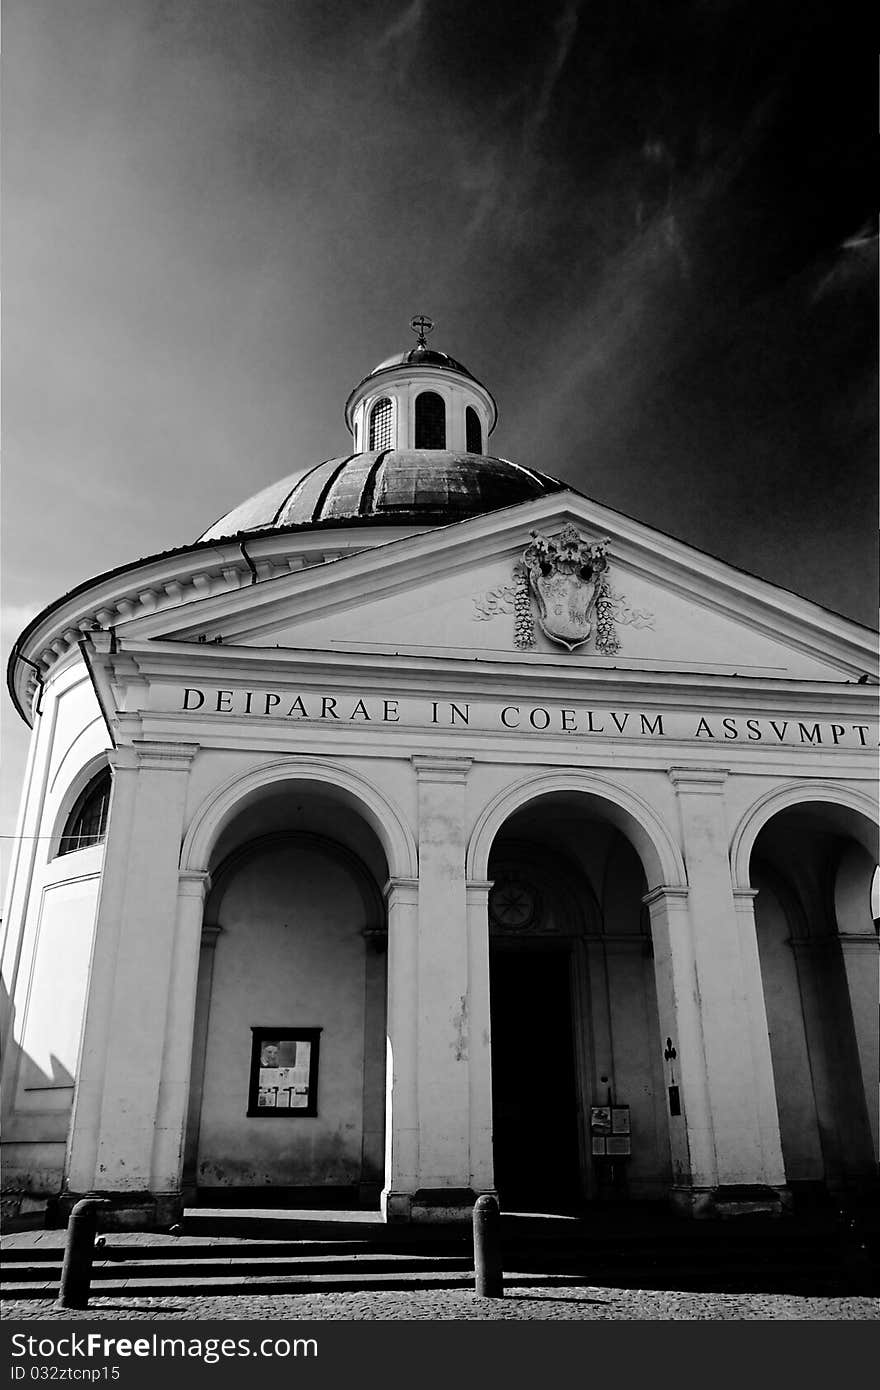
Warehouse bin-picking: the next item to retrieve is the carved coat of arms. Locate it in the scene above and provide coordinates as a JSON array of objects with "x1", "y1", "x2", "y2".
[
  {"x1": 519, "y1": 525, "x2": 613, "y2": 651},
  {"x1": 472, "y1": 526, "x2": 654, "y2": 652}
]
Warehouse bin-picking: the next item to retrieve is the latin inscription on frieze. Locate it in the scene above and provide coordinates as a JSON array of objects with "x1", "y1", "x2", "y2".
[{"x1": 170, "y1": 686, "x2": 874, "y2": 747}]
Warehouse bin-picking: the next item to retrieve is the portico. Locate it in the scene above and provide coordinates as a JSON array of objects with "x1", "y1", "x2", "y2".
[{"x1": 3, "y1": 333, "x2": 876, "y2": 1227}]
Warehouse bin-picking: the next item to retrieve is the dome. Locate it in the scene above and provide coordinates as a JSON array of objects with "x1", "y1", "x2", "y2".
[
  {"x1": 199, "y1": 450, "x2": 564, "y2": 541},
  {"x1": 368, "y1": 347, "x2": 477, "y2": 380}
]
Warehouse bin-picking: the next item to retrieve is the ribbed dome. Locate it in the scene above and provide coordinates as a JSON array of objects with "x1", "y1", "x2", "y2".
[{"x1": 199, "y1": 451, "x2": 564, "y2": 541}]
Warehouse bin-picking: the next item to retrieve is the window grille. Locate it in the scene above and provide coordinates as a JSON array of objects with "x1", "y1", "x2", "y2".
[
  {"x1": 369, "y1": 398, "x2": 393, "y2": 451},
  {"x1": 57, "y1": 767, "x2": 111, "y2": 856}
]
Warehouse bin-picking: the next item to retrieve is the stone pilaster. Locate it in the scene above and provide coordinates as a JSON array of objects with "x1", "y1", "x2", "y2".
[
  {"x1": 838, "y1": 932, "x2": 880, "y2": 1162},
  {"x1": 150, "y1": 869, "x2": 210, "y2": 1193},
  {"x1": 659, "y1": 767, "x2": 785, "y2": 1208},
  {"x1": 465, "y1": 879, "x2": 495, "y2": 1197},
  {"x1": 381, "y1": 877, "x2": 419, "y2": 1220},
  {"x1": 65, "y1": 740, "x2": 199, "y2": 1223},
  {"x1": 408, "y1": 755, "x2": 474, "y2": 1218}
]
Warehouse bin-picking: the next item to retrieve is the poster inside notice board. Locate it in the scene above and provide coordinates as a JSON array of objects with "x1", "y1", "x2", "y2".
[
  {"x1": 590, "y1": 1104, "x2": 631, "y2": 1156},
  {"x1": 248, "y1": 1027, "x2": 321, "y2": 1116}
]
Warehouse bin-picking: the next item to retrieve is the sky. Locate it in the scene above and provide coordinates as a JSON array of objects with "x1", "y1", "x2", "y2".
[{"x1": 1, "y1": 0, "x2": 876, "y2": 870}]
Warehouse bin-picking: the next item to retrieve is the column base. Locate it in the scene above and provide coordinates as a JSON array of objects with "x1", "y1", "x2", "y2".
[
  {"x1": 670, "y1": 1184, "x2": 791, "y2": 1220},
  {"x1": 52, "y1": 1190, "x2": 183, "y2": 1231},
  {"x1": 382, "y1": 1187, "x2": 497, "y2": 1223}
]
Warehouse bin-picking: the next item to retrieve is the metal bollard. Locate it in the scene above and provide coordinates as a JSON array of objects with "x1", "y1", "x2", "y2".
[
  {"x1": 56, "y1": 1198, "x2": 111, "y2": 1309},
  {"x1": 473, "y1": 1194, "x2": 503, "y2": 1297}
]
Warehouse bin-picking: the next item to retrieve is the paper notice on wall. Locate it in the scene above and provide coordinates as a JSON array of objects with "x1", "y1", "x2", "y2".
[{"x1": 606, "y1": 1136, "x2": 632, "y2": 1156}]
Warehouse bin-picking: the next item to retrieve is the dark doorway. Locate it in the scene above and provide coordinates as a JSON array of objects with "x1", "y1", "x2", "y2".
[{"x1": 489, "y1": 947, "x2": 581, "y2": 1208}]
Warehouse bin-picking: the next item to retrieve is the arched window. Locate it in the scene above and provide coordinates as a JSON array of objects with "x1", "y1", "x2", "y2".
[
  {"x1": 415, "y1": 391, "x2": 446, "y2": 449},
  {"x1": 466, "y1": 406, "x2": 482, "y2": 454},
  {"x1": 57, "y1": 767, "x2": 112, "y2": 856},
  {"x1": 369, "y1": 397, "x2": 393, "y2": 451}
]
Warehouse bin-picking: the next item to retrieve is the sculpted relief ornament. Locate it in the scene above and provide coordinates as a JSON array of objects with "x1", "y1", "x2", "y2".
[{"x1": 473, "y1": 526, "x2": 653, "y2": 653}]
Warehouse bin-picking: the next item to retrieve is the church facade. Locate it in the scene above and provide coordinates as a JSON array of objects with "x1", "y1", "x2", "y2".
[{"x1": 3, "y1": 328, "x2": 878, "y2": 1225}]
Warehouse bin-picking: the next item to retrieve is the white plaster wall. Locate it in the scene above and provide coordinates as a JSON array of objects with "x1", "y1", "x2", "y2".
[
  {"x1": 196, "y1": 839, "x2": 376, "y2": 1189},
  {"x1": 14, "y1": 875, "x2": 101, "y2": 1112},
  {"x1": 1, "y1": 659, "x2": 108, "y2": 1193}
]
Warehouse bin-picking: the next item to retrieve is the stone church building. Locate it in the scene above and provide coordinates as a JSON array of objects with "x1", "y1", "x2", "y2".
[{"x1": 3, "y1": 326, "x2": 877, "y2": 1225}]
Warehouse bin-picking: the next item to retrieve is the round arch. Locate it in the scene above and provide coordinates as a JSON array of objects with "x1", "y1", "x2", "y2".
[
  {"x1": 48, "y1": 717, "x2": 106, "y2": 796},
  {"x1": 205, "y1": 829, "x2": 387, "y2": 933},
  {"x1": 466, "y1": 771, "x2": 686, "y2": 890},
  {"x1": 180, "y1": 758, "x2": 418, "y2": 880},
  {"x1": 730, "y1": 780, "x2": 879, "y2": 890},
  {"x1": 48, "y1": 751, "x2": 112, "y2": 860}
]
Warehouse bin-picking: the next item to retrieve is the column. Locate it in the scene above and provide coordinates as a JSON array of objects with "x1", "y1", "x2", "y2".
[
  {"x1": 359, "y1": 924, "x2": 389, "y2": 1204},
  {"x1": 411, "y1": 756, "x2": 472, "y2": 1209},
  {"x1": 150, "y1": 870, "x2": 210, "y2": 1193},
  {"x1": 731, "y1": 888, "x2": 788, "y2": 1184},
  {"x1": 838, "y1": 933, "x2": 880, "y2": 1162},
  {"x1": 643, "y1": 886, "x2": 715, "y2": 1192},
  {"x1": 788, "y1": 938, "x2": 844, "y2": 1178},
  {"x1": 381, "y1": 877, "x2": 419, "y2": 1219},
  {"x1": 65, "y1": 740, "x2": 199, "y2": 1210},
  {"x1": 182, "y1": 923, "x2": 223, "y2": 1192},
  {"x1": 667, "y1": 768, "x2": 785, "y2": 1193},
  {"x1": 465, "y1": 879, "x2": 495, "y2": 1196}
]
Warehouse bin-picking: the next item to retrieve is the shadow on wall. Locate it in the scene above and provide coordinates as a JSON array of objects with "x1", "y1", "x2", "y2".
[{"x1": 0, "y1": 973, "x2": 74, "y2": 1226}]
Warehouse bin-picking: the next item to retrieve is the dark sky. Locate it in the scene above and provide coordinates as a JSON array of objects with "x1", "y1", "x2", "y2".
[{"x1": 1, "y1": 1, "x2": 876, "y2": 838}]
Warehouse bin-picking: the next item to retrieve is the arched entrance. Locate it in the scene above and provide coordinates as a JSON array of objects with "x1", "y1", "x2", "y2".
[
  {"x1": 746, "y1": 797, "x2": 879, "y2": 1196},
  {"x1": 180, "y1": 764, "x2": 410, "y2": 1208},
  {"x1": 476, "y1": 784, "x2": 676, "y2": 1208}
]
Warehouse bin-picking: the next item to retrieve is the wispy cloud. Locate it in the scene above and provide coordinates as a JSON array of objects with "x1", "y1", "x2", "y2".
[
  {"x1": 529, "y1": 0, "x2": 582, "y2": 138},
  {"x1": 372, "y1": 0, "x2": 427, "y2": 59},
  {"x1": 456, "y1": 2, "x2": 584, "y2": 242}
]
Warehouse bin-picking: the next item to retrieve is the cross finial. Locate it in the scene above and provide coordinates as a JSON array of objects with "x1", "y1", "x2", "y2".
[{"x1": 410, "y1": 314, "x2": 434, "y2": 348}]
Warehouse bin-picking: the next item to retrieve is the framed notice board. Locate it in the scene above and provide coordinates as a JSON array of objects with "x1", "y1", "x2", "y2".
[
  {"x1": 590, "y1": 1104, "x2": 631, "y2": 1156},
  {"x1": 247, "y1": 1027, "x2": 321, "y2": 1117}
]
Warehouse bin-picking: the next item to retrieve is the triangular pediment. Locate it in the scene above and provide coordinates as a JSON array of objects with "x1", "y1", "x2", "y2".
[{"x1": 113, "y1": 494, "x2": 875, "y2": 682}]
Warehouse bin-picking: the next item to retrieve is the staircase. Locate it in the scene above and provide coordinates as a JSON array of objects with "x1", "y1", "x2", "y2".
[{"x1": 2, "y1": 1205, "x2": 877, "y2": 1301}]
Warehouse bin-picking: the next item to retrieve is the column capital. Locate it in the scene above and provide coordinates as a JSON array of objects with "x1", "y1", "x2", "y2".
[
  {"x1": 466, "y1": 879, "x2": 493, "y2": 904},
  {"x1": 107, "y1": 745, "x2": 140, "y2": 773},
  {"x1": 200, "y1": 922, "x2": 223, "y2": 948},
  {"x1": 668, "y1": 767, "x2": 729, "y2": 793},
  {"x1": 837, "y1": 932, "x2": 880, "y2": 951},
  {"x1": 599, "y1": 933, "x2": 653, "y2": 954},
  {"x1": 732, "y1": 888, "x2": 760, "y2": 907},
  {"x1": 642, "y1": 885, "x2": 690, "y2": 909},
  {"x1": 785, "y1": 934, "x2": 879, "y2": 952},
  {"x1": 178, "y1": 869, "x2": 211, "y2": 900},
  {"x1": 131, "y1": 739, "x2": 200, "y2": 771},
  {"x1": 411, "y1": 755, "x2": 473, "y2": 783},
  {"x1": 384, "y1": 876, "x2": 419, "y2": 907}
]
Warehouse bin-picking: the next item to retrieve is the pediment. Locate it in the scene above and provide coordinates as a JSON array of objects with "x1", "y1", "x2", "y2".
[{"x1": 113, "y1": 495, "x2": 875, "y2": 683}]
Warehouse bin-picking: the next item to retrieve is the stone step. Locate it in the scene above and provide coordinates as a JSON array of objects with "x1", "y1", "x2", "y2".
[
  {"x1": 1, "y1": 1252, "x2": 473, "y2": 1281},
  {"x1": 0, "y1": 1237, "x2": 470, "y2": 1263},
  {"x1": 1, "y1": 1261, "x2": 858, "y2": 1301},
  {"x1": 0, "y1": 1231, "x2": 850, "y2": 1263},
  {"x1": 2, "y1": 1246, "x2": 867, "y2": 1297},
  {"x1": 1, "y1": 1269, "x2": 483, "y2": 1300}
]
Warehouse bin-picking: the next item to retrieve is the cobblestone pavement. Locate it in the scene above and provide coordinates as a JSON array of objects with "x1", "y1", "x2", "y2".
[{"x1": 4, "y1": 1287, "x2": 878, "y2": 1320}]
